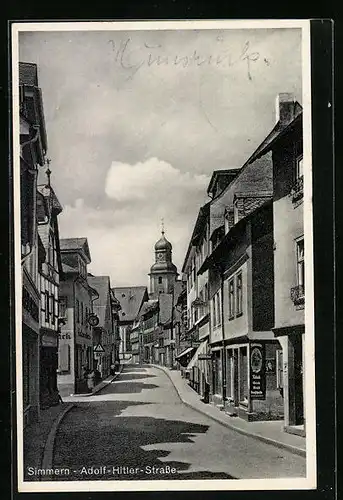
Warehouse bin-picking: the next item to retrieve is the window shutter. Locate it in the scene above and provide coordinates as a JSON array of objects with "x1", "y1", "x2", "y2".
[{"x1": 59, "y1": 344, "x2": 70, "y2": 372}]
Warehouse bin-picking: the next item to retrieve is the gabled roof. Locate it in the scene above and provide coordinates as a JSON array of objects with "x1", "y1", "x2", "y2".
[
  {"x1": 60, "y1": 237, "x2": 91, "y2": 264},
  {"x1": 207, "y1": 169, "x2": 241, "y2": 197},
  {"x1": 62, "y1": 263, "x2": 77, "y2": 274},
  {"x1": 181, "y1": 201, "x2": 211, "y2": 273},
  {"x1": 158, "y1": 293, "x2": 174, "y2": 326},
  {"x1": 19, "y1": 62, "x2": 38, "y2": 86},
  {"x1": 112, "y1": 286, "x2": 149, "y2": 323},
  {"x1": 247, "y1": 104, "x2": 302, "y2": 163}
]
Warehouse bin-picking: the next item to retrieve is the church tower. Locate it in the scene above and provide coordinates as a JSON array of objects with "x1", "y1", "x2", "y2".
[{"x1": 149, "y1": 224, "x2": 178, "y2": 297}]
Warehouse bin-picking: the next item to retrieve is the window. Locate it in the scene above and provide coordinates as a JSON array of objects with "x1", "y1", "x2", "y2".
[
  {"x1": 81, "y1": 302, "x2": 84, "y2": 325},
  {"x1": 276, "y1": 349, "x2": 284, "y2": 389},
  {"x1": 292, "y1": 155, "x2": 304, "y2": 202},
  {"x1": 228, "y1": 279, "x2": 235, "y2": 319},
  {"x1": 297, "y1": 239, "x2": 305, "y2": 291},
  {"x1": 212, "y1": 296, "x2": 217, "y2": 327},
  {"x1": 50, "y1": 295, "x2": 55, "y2": 325},
  {"x1": 158, "y1": 276, "x2": 163, "y2": 284},
  {"x1": 236, "y1": 272, "x2": 243, "y2": 316},
  {"x1": 45, "y1": 291, "x2": 49, "y2": 322},
  {"x1": 59, "y1": 297, "x2": 67, "y2": 318},
  {"x1": 212, "y1": 291, "x2": 221, "y2": 327},
  {"x1": 296, "y1": 156, "x2": 303, "y2": 180}
]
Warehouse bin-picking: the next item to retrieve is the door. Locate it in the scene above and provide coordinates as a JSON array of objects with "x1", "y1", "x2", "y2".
[{"x1": 293, "y1": 336, "x2": 304, "y2": 425}]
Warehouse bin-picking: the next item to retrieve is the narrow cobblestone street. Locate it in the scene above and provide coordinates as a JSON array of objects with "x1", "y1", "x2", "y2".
[{"x1": 46, "y1": 365, "x2": 306, "y2": 481}]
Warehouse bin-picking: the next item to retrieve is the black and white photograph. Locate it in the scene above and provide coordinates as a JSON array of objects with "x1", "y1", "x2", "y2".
[{"x1": 12, "y1": 19, "x2": 316, "y2": 492}]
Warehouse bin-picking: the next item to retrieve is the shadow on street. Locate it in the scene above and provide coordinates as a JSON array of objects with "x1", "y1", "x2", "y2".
[{"x1": 46, "y1": 401, "x2": 235, "y2": 480}]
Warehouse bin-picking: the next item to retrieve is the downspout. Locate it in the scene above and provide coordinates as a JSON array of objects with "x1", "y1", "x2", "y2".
[
  {"x1": 72, "y1": 275, "x2": 78, "y2": 394},
  {"x1": 20, "y1": 127, "x2": 41, "y2": 264},
  {"x1": 220, "y1": 265, "x2": 227, "y2": 404}
]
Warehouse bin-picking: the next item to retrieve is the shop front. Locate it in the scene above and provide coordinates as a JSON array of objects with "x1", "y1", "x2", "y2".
[
  {"x1": 224, "y1": 340, "x2": 284, "y2": 421},
  {"x1": 273, "y1": 325, "x2": 305, "y2": 436},
  {"x1": 40, "y1": 327, "x2": 59, "y2": 408}
]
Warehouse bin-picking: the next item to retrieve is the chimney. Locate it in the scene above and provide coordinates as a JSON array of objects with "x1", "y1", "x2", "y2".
[{"x1": 275, "y1": 93, "x2": 296, "y2": 124}]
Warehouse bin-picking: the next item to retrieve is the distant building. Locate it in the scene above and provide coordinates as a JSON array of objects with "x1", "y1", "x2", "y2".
[
  {"x1": 149, "y1": 229, "x2": 178, "y2": 298},
  {"x1": 180, "y1": 202, "x2": 211, "y2": 397},
  {"x1": 36, "y1": 164, "x2": 63, "y2": 408},
  {"x1": 88, "y1": 275, "x2": 120, "y2": 378},
  {"x1": 19, "y1": 62, "x2": 48, "y2": 426},
  {"x1": 57, "y1": 238, "x2": 98, "y2": 396},
  {"x1": 112, "y1": 286, "x2": 149, "y2": 363}
]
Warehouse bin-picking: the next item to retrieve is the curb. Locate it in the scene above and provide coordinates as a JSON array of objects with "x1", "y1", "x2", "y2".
[
  {"x1": 85, "y1": 364, "x2": 124, "y2": 397},
  {"x1": 151, "y1": 364, "x2": 306, "y2": 458},
  {"x1": 41, "y1": 366, "x2": 125, "y2": 472},
  {"x1": 41, "y1": 403, "x2": 75, "y2": 473}
]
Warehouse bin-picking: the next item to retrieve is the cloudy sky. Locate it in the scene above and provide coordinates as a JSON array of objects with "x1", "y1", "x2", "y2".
[{"x1": 18, "y1": 24, "x2": 302, "y2": 287}]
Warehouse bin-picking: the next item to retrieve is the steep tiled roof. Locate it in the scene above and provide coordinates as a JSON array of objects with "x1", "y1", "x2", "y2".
[
  {"x1": 62, "y1": 263, "x2": 77, "y2": 274},
  {"x1": 60, "y1": 237, "x2": 91, "y2": 263},
  {"x1": 19, "y1": 62, "x2": 38, "y2": 86},
  {"x1": 112, "y1": 286, "x2": 149, "y2": 323},
  {"x1": 158, "y1": 293, "x2": 173, "y2": 325}
]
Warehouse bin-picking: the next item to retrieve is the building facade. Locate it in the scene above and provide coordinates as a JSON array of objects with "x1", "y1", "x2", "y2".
[
  {"x1": 112, "y1": 286, "x2": 149, "y2": 363},
  {"x1": 57, "y1": 238, "x2": 98, "y2": 396},
  {"x1": 180, "y1": 202, "x2": 211, "y2": 398},
  {"x1": 19, "y1": 62, "x2": 48, "y2": 426},
  {"x1": 149, "y1": 229, "x2": 178, "y2": 298},
  {"x1": 252, "y1": 94, "x2": 305, "y2": 435},
  {"x1": 88, "y1": 275, "x2": 119, "y2": 379},
  {"x1": 36, "y1": 164, "x2": 63, "y2": 408}
]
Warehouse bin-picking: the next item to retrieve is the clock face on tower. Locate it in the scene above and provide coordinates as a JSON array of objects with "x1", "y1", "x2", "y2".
[{"x1": 157, "y1": 252, "x2": 164, "y2": 261}]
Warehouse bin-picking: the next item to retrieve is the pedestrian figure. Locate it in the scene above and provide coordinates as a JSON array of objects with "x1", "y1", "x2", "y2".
[
  {"x1": 87, "y1": 370, "x2": 95, "y2": 391},
  {"x1": 110, "y1": 363, "x2": 115, "y2": 376}
]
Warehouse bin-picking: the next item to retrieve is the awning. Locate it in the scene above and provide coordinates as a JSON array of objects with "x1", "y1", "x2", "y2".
[
  {"x1": 186, "y1": 340, "x2": 209, "y2": 371},
  {"x1": 175, "y1": 346, "x2": 195, "y2": 360}
]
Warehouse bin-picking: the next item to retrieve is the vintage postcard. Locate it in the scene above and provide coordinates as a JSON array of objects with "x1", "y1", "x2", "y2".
[{"x1": 12, "y1": 19, "x2": 316, "y2": 493}]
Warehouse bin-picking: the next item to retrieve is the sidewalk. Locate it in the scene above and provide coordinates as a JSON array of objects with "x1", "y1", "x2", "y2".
[
  {"x1": 63, "y1": 365, "x2": 124, "y2": 401},
  {"x1": 24, "y1": 367, "x2": 124, "y2": 473},
  {"x1": 151, "y1": 363, "x2": 306, "y2": 458},
  {"x1": 23, "y1": 402, "x2": 74, "y2": 474}
]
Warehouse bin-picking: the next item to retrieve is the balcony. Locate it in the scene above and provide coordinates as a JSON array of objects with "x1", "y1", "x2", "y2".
[
  {"x1": 290, "y1": 285, "x2": 305, "y2": 305},
  {"x1": 291, "y1": 176, "x2": 304, "y2": 203}
]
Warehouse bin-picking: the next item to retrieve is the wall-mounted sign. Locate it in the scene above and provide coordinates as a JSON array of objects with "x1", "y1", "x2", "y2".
[
  {"x1": 93, "y1": 343, "x2": 105, "y2": 353},
  {"x1": 198, "y1": 354, "x2": 212, "y2": 360},
  {"x1": 87, "y1": 313, "x2": 99, "y2": 327},
  {"x1": 250, "y1": 343, "x2": 266, "y2": 400}
]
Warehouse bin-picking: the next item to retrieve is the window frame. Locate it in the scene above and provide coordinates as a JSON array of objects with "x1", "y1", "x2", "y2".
[
  {"x1": 236, "y1": 272, "x2": 243, "y2": 317},
  {"x1": 296, "y1": 236, "x2": 305, "y2": 293},
  {"x1": 228, "y1": 278, "x2": 235, "y2": 320}
]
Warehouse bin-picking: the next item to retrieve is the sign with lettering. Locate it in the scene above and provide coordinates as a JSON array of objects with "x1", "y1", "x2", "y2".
[
  {"x1": 250, "y1": 343, "x2": 266, "y2": 400},
  {"x1": 198, "y1": 354, "x2": 212, "y2": 360}
]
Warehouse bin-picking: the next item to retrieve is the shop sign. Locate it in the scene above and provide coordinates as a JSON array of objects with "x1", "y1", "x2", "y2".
[
  {"x1": 250, "y1": 343, "x2": 266, "y2": 400},
  {"x1": 198, "y1": 354, "x2": 212, "y2": 360}
]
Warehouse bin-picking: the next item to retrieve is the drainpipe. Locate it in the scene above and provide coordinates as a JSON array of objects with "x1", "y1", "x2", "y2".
[{"x1": 219, "y1": 266, "x2": 227, "y2": 404}]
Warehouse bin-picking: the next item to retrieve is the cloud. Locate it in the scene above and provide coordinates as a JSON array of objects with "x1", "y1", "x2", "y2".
[
  {"x1": 58, "y1": 158, "x2": 210, "y2": 286},
  {"x1": 105, "y1": 157, "x2": 208, "y2": 204}
]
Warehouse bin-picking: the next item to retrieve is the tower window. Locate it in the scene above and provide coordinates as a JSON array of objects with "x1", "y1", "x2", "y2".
[{"x1": 158, "y1": 277, "x2": 163, "y2": 284}]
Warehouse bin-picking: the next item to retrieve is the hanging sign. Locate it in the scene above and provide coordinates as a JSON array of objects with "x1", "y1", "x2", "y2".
[
  {"x1": 87, "y1": 313, "x2": 99, "y2": 327},
  {"x1": 250, "y1": 343, "x2": 266, "y2": 400},
  {"x1": 93, "y1": 343, "x2": 105, "y2": 353}
]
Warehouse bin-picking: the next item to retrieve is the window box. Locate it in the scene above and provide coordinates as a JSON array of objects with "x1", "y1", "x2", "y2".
[
  {"x1": 291, "y1": 175, "x2": 304, "y2": 202},
  {"x1": 290, "y1": 285, "x2": 305, "y2": 305}
]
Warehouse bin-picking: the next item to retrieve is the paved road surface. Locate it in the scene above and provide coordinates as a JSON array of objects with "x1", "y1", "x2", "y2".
[{"x1": 51, "y1": 365, "x2": 306, "y2": 481}]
